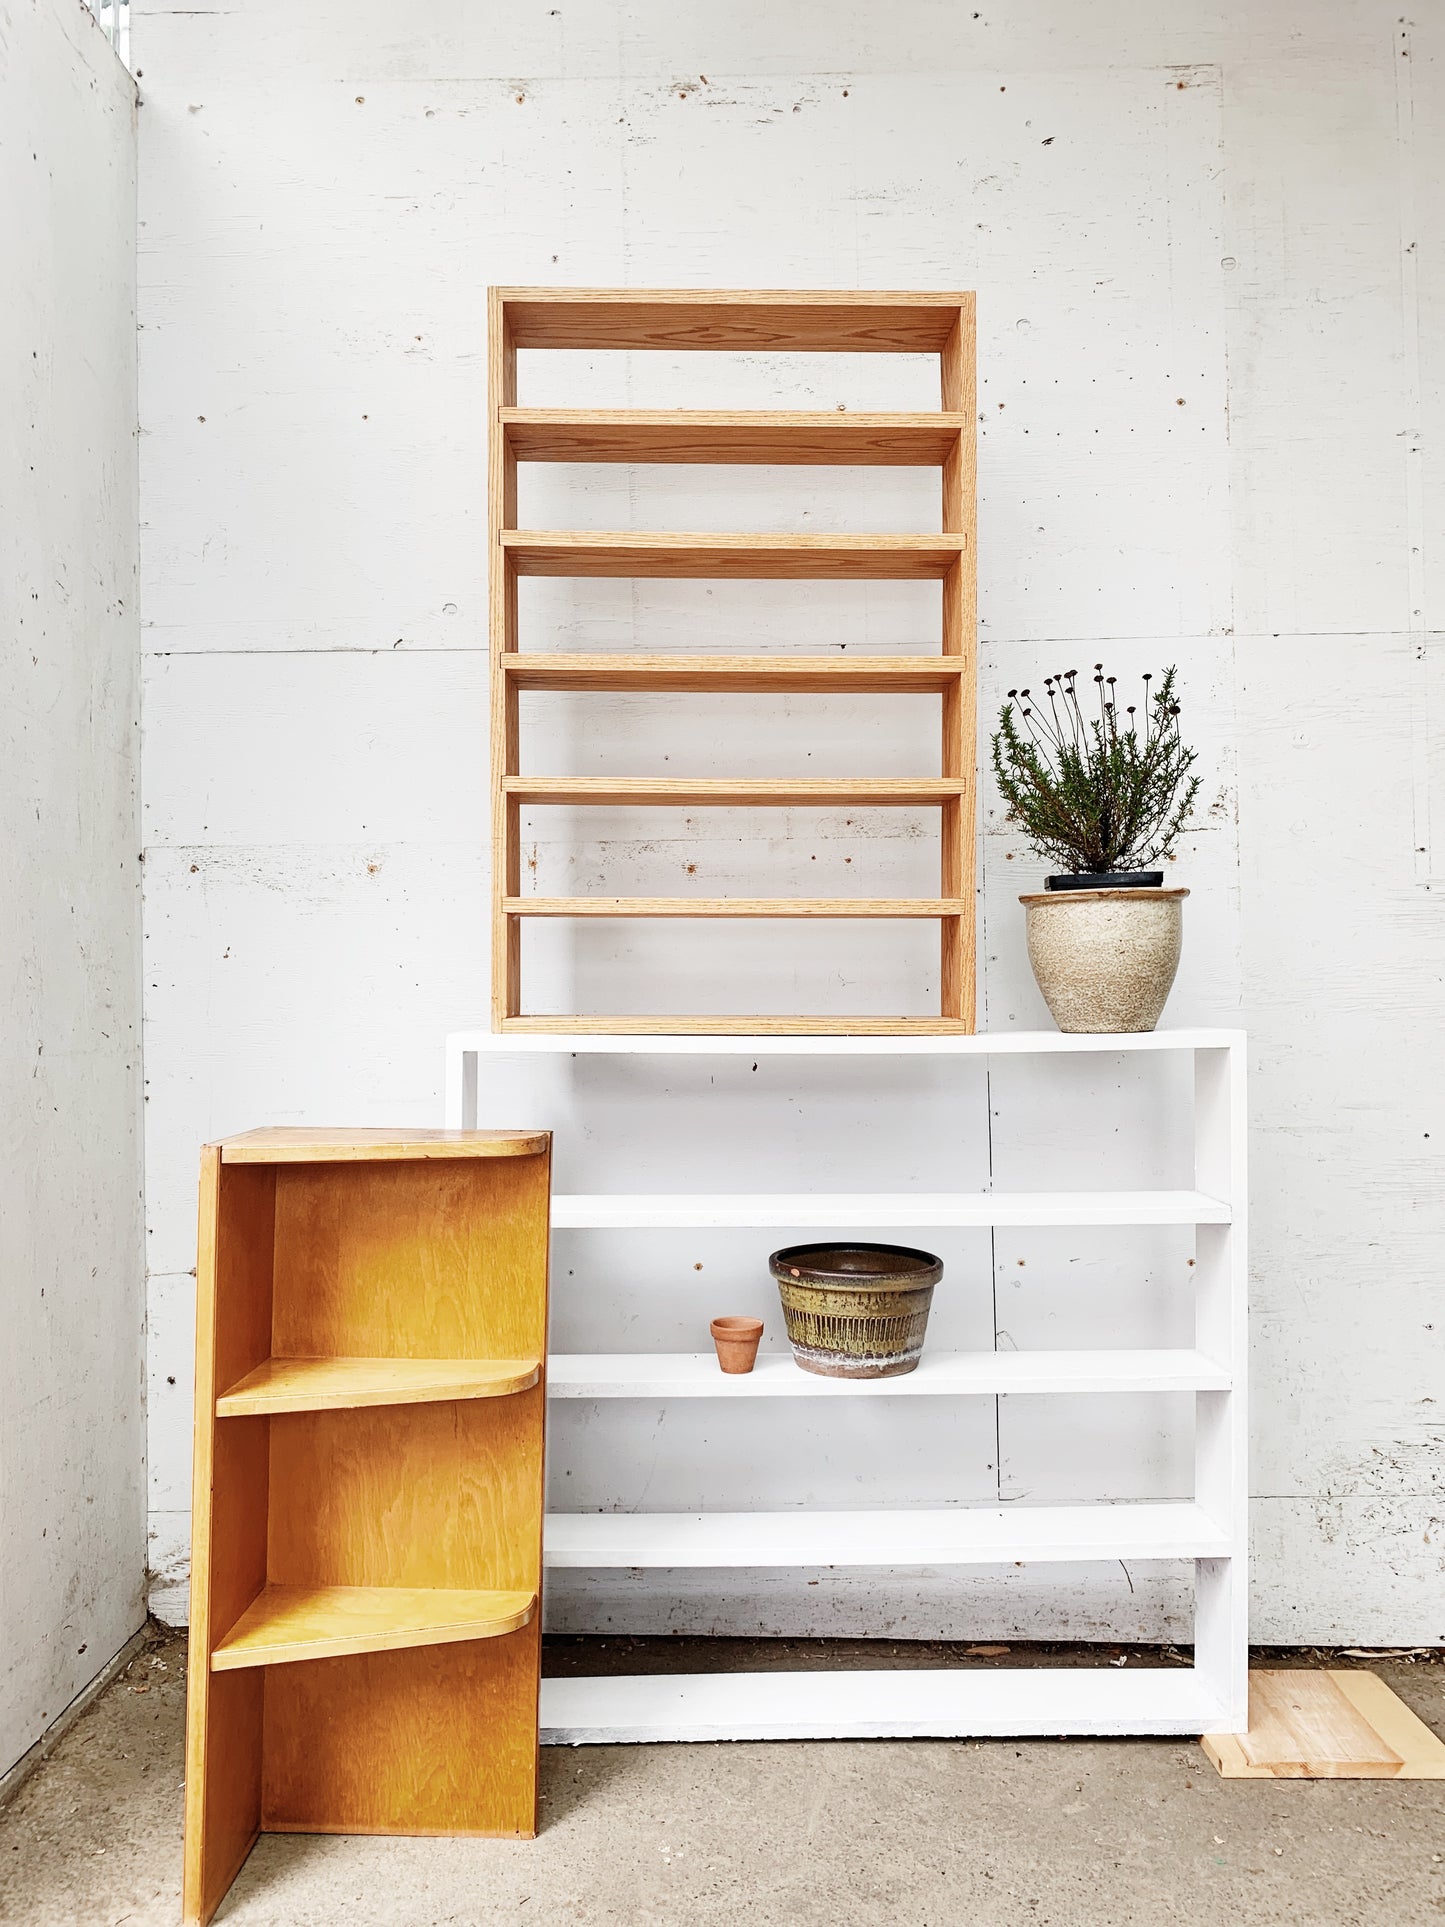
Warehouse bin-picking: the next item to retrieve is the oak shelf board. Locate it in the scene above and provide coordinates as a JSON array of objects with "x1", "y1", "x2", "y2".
[
  {"x1": 497, "y1": 286, "x2": 973, "y2": 353},
  {"x1": 215, "y1": 1355, "x2": 542, "y2": 1418},
  {"x1": 210, "y1": 1584, "x2": 537, "y2": 1671},
  {"x1": 500, "y1": 530, "x2": 968, "y2": 580},
  {"x1": 541, "y1": 1666, "x2": 1224, "y2": 1745},
  {"x1": 543, "y1": 1502, "x2": 1232, "y2": 1570},
  {"x1": 502, "y1": 896, "x2": 967, "y2": 919},
  {"x1": 502, "y1": 653, "x2": 967, "y2": 694},
  {"x1": 502, "y1": 776, "x2": 968, "y2": 808},
  {"x1": 501, "y1": 408, "x2": 970, "y2": 466},
  {"x1": 547, "y1": 1349, "x2": 1231, "y2": 1399},
  {"x1": 218, "y1": 1127, "x2": 548, "y2": 1164},
  {"x1": 549, "y1": 1189, "x2": 1231, "y2": 1229}
]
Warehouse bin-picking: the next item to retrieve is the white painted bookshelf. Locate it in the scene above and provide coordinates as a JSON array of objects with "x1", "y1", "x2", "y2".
[{"x1": 445, "y1": 1028, "x2": 1248, "y2": 1743}]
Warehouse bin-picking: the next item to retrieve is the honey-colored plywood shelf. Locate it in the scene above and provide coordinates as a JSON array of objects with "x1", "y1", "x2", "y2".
[
  {"x1": 220, "y1": 1127, "x2": 548, "y2": 1163},
  {"x1": 503, "y1": 654, "x2": 967, "y2": 694},
  {"x1": 489, "y1": 286, "x2": 977, "y2": 1033},
  {"x1": 215, "y1": 1355, "x2": 541, "y2": 1417},
  {"x1": 211, "y1": 1584, "x2": 537, "y2": 1671},
  {"x1": 501, "y1": 408, "x2": 972, "y2": 465},
  {"x1": 183, "y1": 1132, "x2": 552, "y2": 1924}
]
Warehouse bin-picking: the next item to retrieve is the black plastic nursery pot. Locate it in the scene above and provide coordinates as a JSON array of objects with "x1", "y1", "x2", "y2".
[{"x1": 1045, "y1": 870, "x2": 1164, "y2": 891}]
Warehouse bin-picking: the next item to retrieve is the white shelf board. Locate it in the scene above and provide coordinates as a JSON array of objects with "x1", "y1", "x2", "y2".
[
  {"x1": 455, "y1": 1027, "x2": 1243, "y2": 1057},
  {"x1": 543, "y1": 1502, "x2": 1230, "y2": 1569},
  {"x1": 540, "y1": 1665, "x2": 1225, "y2": 1743},
  {"x1": 548, "y1": 1349, "x2": 1230, "y2": 1398},
  {"x1": 550, "y1": 1189, "x2": 1229, "y2": 1229}
]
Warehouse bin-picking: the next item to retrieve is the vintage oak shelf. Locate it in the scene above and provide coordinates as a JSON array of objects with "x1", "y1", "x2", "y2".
[
  {"x1": 183, "y1": 1127, "x2": 551, "y2": 1925},
  {"x1": 502, "y1": 896, "x2": 968, "y2": 919},
  {"x1": 502, "y1": 654, "x2": 968, "y2": 694},
  {"x1": 500, "y1": 528, "x2": 967, "y2": 579},
  {"x1": 210, "y1": 1584, "x2": 537, "y2": 1670},
  {"x1": 489, "y1": 286, "x2": 976, "y2": 1032},
  {"x1": 501, "y1": 407, "x2": 973, "y2": 465},
  {"x1": 502, "y1": 776, "x2": 967, "y2": 807},
  {"x1": 215, "y1": 1354, "x2": 541, "y2": 1417}
]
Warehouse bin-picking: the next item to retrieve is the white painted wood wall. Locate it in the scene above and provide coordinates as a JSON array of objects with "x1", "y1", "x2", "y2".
[
  {"x1": 136, "y1": 0, "x2": 1445, "y2": 1643},
  {"x1": 1, "y1": 0, "x2": 144, "y2": 1777}
]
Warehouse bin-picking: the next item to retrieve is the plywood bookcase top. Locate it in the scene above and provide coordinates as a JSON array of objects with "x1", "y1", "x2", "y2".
[
  {"x1": 182, "y1": 1130, "x2": 551, "y2": 1926},
  {"x1": 488, "y1": 285, "x2": 978, "y2": 1035}
]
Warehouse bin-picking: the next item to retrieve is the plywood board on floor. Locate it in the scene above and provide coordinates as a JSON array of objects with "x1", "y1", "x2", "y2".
[{"x1": 1202, "y1": 1671, "x2": 1445, "y2": 1779}]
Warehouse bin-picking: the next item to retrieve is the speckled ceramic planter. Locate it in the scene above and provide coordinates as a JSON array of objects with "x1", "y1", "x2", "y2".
[{"x1": 1020, "y1": 887, "x2": 1188, "y2": 1034}]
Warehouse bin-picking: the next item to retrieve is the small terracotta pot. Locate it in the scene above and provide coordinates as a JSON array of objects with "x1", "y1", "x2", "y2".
[{"x1": 710, "y1": 1316, "x2": 763, "y2": 1374}]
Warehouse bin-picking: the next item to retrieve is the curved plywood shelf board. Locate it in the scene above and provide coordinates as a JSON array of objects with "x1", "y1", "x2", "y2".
[
  {"x1": 215, "y1": 1355, "x2": 542, "y2": 1417},
  {"x1": 220, "y1": 1128, "x2": 549, "y2": 1163},
  {"x1": 211, "y1": 1584, "x2": 537, "y2": 1671}
]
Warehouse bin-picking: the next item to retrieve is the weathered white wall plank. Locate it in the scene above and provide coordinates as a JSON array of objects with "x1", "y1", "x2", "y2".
[
  {"x1": 136, "y1": 0, "x2": 1443, "y2": 1641},
  {"x1": 0, "y1": 0, "x2": 144, "y2": 1776}
]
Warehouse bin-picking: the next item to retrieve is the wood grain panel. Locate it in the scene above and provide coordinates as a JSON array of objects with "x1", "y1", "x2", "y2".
[
  {"x1": 266, "y1": 1390, "x2": 544, "y2": 1593},
  {"x1": 262, "y1": 1631, "x2": 541, "y2": 1836},
  {"x1": 271, "y1": 1153, "x2": 551, "y2": 1359}
]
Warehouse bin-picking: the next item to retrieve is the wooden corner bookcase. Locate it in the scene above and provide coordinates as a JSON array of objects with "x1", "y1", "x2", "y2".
[
  {"x1": 182, "y1": 1128, "x2": 551, "y2": 1927},
  {"x1": 488, "y1": 286, "x2": 977, "y2": 1036}
]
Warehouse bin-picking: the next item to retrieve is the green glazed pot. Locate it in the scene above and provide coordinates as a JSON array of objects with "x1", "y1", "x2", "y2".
[{"x1": 768, "y1": 1242, "x2": 944, "y2": 1379}]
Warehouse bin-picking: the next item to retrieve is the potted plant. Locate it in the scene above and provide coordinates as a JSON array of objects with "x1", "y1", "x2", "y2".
[{"x1": 991, "y1": 664, "x2": 1200, "y2": 1033}]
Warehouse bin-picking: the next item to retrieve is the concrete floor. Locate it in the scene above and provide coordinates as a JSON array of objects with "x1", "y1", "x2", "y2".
[{"x1": 2, "y1": 1632, "x2": 1443, "y2": 1926}]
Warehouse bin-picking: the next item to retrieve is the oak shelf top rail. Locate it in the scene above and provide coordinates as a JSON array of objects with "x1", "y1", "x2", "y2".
[{"x1": 498, "y1": 286, "x2": 974, "y2": 353}]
